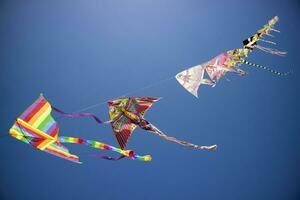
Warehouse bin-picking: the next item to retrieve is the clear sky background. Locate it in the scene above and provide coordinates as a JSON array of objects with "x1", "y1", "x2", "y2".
[{"x1": 1, "y1": 0, "x2": 299, "y2": 199}]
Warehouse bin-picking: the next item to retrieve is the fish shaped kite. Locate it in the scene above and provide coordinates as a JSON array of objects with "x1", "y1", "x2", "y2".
[
  {"x1": 9, "y1": 95, "x2": 151, "y2": 163},
  {"x1": 176, "y1": 16, "x2": 290, "y2": 98},
  {"x1": 107, "y1": 96, "x2": 217, "y2": 150}
]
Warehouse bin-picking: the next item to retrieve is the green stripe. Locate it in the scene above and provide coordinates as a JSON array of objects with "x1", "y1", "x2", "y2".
[{"x1": 37, "y1": 114, "x2": 52, "y2": 131}]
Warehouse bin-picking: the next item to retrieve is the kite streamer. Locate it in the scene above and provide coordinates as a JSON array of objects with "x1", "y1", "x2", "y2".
[
  {"x1": 240, "y1": 58, "x2": 291, "y2": 76},
  {"x1": 59, "y1": 136, "x2": 151, "y2": 161},
  {"x1": 146, "y1": 124, "x2": 217, "y2": 150},
  {"x1": 52, "y1": 106, "x2": 103, "y2": 124}
]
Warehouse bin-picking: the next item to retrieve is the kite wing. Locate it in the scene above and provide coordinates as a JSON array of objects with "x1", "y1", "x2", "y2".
[
  {"x1": 205, "y1": 53, "x2": 246, "y2": 81},
  {"x1": 176, "y1": 64, "x2": 215, "y2": 98},
  {"x1": 205, "y1": 53, "x2": 232, "y2": 81},
  {"x1": 9, "y1": 96, "x2": 81, "y2": 163},
  {"x1": 107, "y1": 97, "x2": 159, "y2": 149}
]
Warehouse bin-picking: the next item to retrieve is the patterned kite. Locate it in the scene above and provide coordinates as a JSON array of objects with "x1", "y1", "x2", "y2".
[
  {"x1": 176, "y1": 16, "x2": 290, "y2": 98},
  {"x1": 9, "y1": 95, "x2": 152, "y2": 163},
  {"x1": 107, "y1": 97, "x2": 217, "y2": 150}
]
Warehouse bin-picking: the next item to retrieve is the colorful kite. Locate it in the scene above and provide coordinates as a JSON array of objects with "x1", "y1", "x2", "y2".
[
  {"x1": 9, "y1": 95, "x2": 151, "y2": 163},
  {"x1": 176, "y1": 16, "x2": 290, "y2": 98},
  {"x1": 107, "y1": 97, "x2": 217, "y2": 150}
]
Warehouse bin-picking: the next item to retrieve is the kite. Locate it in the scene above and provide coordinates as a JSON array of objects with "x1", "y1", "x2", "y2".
[
  {"x1": 107, "y1": 96, "x2": 217, "y2": 150},
  {"x1": 9, "y1": 95, "x2": 152, "y2": 163},
  {"x1": 176, "y1": 16, "x2": 290, "y2": 98},
  {"x1": 176, "y1": 52, "x2": 246, "y2": 97}
]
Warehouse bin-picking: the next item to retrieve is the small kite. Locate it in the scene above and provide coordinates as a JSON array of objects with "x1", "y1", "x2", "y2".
[
  {"x1": 9, "y1": 95, "x2": 151, "y2": 163},
  {"x1": 176, "y1": 16, "x2": 290, "y2": 98},
  {"x1": 107, "y1": 96, "x2": 217, "y2": 150}
]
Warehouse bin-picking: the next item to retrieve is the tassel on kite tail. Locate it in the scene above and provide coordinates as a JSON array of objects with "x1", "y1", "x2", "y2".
[
  {"x1": 240, "y1": 58, "x2": 291, "y2": 76},
  {"x1": 59, "y1": 136, "x2": 152, "y2": 161},
  {"x1": 147, "y1": 124, "x2": 217, "y2": 150},
  {"x1": 255, "y1": 45, "x2": 287, "y2": 56},
  {"x1": 259, "y1": 39, "x2": 277, "y2": 45}
]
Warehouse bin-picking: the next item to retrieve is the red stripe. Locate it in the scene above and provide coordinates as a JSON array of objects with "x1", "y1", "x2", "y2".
[
  {"x1": 23, "y1": 98, "x2": 47, "y2": 122},
  {"x1": 116, "y1": 134, "x2": 125, "y2": 149},
  {"x1": 117, "y1": 132, "x2": 126, "y2": 149},
  {"x1": 46, "y1": 147, "x2": 78, "y2": 161},
  {"x1": 49, "y1": 126, "x2": 59, "y2": 137},
  {"x1": 136, "y1": 103, "x2": 151, "y2": 113},
  {"x1": 118, "y1": 123, "x2": 132, "y2": 149},
  {"x1": 120, "y1": 125, "x2": 129, "y2": 146},
  {"x1": 77, "y1": 138, "x2": 84, "y2": 144}
]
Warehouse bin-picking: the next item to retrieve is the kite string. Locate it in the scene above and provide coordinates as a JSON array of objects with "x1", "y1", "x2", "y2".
[{"x1": 75, "y1": 76, "x2": 175, "y2": 112}]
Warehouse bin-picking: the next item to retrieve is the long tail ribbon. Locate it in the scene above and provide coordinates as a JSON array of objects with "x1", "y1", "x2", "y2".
[
  {"x1": 52, "y1": 106, "x2": 103, "y2": 124},
  {"x1": 256, "y1": 45, "x2": 287, "y2": 56},
  {"x1": 91, "y1": 154, "x2": 126, "y2": 161},
  {"x1": 147, "y1": 124, "x2": 217, "y2": 150},
  {"x1": 59, "y1": 136, "x2": 152, "y2": 161}
]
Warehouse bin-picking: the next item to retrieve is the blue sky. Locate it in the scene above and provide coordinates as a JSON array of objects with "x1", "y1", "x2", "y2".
[{"x1": 1, "y1": 0, "x2": 299, "y2": 199}]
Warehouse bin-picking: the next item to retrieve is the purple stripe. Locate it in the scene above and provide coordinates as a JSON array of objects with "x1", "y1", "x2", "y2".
[
  {"x1": 20, "y1": 97, "x2": 43, "y2": 119},
  {"x1": 52, "y1": 106, "x2": 103, "y2": 124},
  {"x1": 45, "y1": 123, "x2": 57, "y2": 135},
  {"x1": 42, "y1": 119, "x2": 56, "y2": 134}
]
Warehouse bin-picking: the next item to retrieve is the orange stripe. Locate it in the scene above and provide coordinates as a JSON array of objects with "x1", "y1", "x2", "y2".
[
  {"x1": 36, "y1": 139, "x2": 55, "y2": 150},
  {"x1": 28, "y1": 102, "x2": 51, "y2": 125}
]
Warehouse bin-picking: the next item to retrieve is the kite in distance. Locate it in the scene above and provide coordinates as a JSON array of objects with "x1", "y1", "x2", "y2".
[
  {"x1": 176, "y1": 16, "x2": 290, "y2": 98},
  {"x1": 107, "y1": 96, "x2": 217, "y2": 150},
  {"x1": 9, "y1": 95, "x2": 152, "y2": 163}
]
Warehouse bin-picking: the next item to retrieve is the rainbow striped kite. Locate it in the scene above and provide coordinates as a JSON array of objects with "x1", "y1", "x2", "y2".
[{"x1": 9, "y1": 95, "x2": 151, "y2": 163}]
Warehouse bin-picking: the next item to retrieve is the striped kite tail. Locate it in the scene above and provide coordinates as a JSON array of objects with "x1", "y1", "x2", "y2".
[
  {"x1": 148, "y1": 125, "x2": 217, "y2": 150},
  {"x1": 59, "y1": 136, "x2": 152, "y2": 162},
  {"x1": 240, "y1": 58, "x2": 291, "y2": 76}
]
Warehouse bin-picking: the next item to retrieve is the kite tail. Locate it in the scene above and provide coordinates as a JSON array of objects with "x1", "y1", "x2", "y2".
[
  {"x1": 91, "y1": 154, "x2": 126, "y2": 161},
  {"x1": 59, "y1": 136, "x2": 152, "y2": 161},
  {"x1": 148, "y1": 125, "x2": 217, "y2": 150},
  {"x1": 240, "y1": 58, "x2": 291, "y2": 76},
  {"x1": 52, "y1": 106, "x2": 103, "y2": 124}
]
